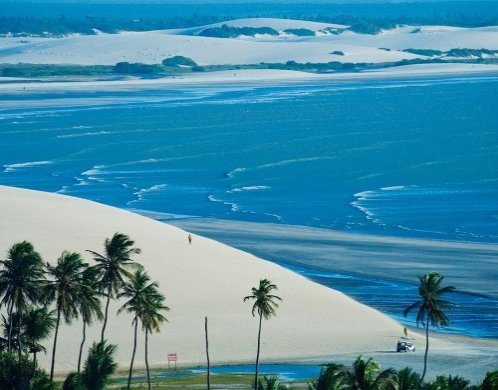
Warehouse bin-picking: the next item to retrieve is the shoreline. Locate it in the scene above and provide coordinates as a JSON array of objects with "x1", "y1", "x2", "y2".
[{"x1": 1, "y1": 64, "x2": 498, "y2": 96}]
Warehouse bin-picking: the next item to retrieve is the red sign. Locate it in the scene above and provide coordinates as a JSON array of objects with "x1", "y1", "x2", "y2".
[{"x1": 167, "y1": 353, "x2": 177, "y2": 362}]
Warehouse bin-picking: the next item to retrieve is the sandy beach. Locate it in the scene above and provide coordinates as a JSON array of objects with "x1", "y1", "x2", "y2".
[{"x1": 0, "y1": 185, "x2": 417, "y2": 373}]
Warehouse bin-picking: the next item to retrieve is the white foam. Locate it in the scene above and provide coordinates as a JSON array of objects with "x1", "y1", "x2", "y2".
[
  {"x1": 227, "y1": 185, "x2": 270, "y2": 193},
  {"x1": 57, "y1": 131, "x2": 109, "y2": 138},
  {"x1": 3, "y1": 160, "x2": 53, "y2": 172}
]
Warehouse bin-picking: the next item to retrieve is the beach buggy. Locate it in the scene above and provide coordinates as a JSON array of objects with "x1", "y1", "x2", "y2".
[{"x1": 396, "y1": 341, "x2": 416, "y2": 352}]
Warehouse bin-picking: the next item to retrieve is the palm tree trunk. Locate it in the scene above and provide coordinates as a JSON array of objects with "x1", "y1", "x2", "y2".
[
  {"x1": 145, "y1": 330, "x2": 151, "y2": 390},
  {"x1": 50, "y1": 306, "x2": 61, "y2": 382},
  {"x1": 32, "y1": 350, "x2": 37, "y2": 379},
  {"x1": 205, "y1": 316, "x2": 211, "y2": 390},
  {"x1": 254, "y1": 311, "x2": 263, "y2": 390},
  {"x1": 17, "y1": 303, "x2": 22, "y2": 359},
  {"x1": 7, "y1": 300, "x2": 14, "y2": 352},
  {"x1": 127, "y1": 316, "x2": 139, "y2": 390},
  {"x1": 421, "y1": 314, "x2": 430, "y2": 382},
  {"x1": 101, "y1": 286, "x2": 111, "y2": 343},
  {"x1": 78, "y1": 318, "x2": 87, "y2": 374}
]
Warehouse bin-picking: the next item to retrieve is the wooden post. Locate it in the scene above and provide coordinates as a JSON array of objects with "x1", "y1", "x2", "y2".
[{"x1": 205, "y1": 316, "x2": 211, "y2": 390}]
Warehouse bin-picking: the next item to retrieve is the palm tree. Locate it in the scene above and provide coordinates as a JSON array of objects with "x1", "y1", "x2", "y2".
[
  {"x1": 482, "y1": 370, "x2": 498, "y2": 390},
  {"x1": 345, "y1": 356, "x2": 397, "y2": 390},
  {"x1": 45, "y1": 251, "x2": 87, "y2": 382},
  {"x1": 21, "y1": 307, "x2": 56, "y2": 377},
  {"x1": 76, "y1": 265, "x2": 103, "y2": 374},
  {"x1": 403, "y1": 272, "x2": 456, "y2": 382},
  {"x1": 396, "y1": 367, "x2": 422, "y2": 390},
  {"x1": 142, "y1": 290, "x2": 169, "y2": 390},
  {"x1": 258, "y1": 375, "x2": 282, "y2": 390},
  {"x1": 427, "y1": 375, "x2": 470, "y2": 390},
  {"x1": 117, "y1": 270, "x2": 160, "y2": 390},
  {"x1": 243, "y1": 279, "x2": 282, "y2": 390},
  {"x1": 87, "y1": 233, "x2": 141, "y2": 342},
  {"x1": 0, "y1": 241, "x2": 45, "y2": 354},
  {"x1": 312, "y1": 363, "x2": 349, "y2": 390}
]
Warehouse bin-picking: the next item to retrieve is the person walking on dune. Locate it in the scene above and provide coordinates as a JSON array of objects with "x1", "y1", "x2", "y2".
[{"x1": 188, "y1": 234, "x2": 192, "y2": 245}]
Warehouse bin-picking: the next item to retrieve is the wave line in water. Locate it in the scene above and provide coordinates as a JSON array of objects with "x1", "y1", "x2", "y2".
[{"x1": 2, "y1": 160, "x2": 53, "y2": 173}]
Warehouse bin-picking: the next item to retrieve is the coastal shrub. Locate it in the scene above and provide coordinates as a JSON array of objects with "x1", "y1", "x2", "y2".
[
  {"x1": 403, "y1": 48, "x2": 443, "y2": 57},
  {"x1": 283, "y1": 28, "x2": 315, "y2": 36},
  {"x1": 331, "y1": 50, "x2": 345, "y2": 56},
  {"x1": 320, "y1": 27, "x2": 345, "y2": 35},
  {"x1": 198, "y1": 25, "x2": 279, "y2": 38},
  {"x1": 162, "y1": 55, "x2": 197, "y2": 66},
  {"x1": 0, "y1": 351, "x2": 54, "y2": 389},
  {"x1": 348, "y1": 21, "x2": 396, "y2": 34},
  {"x1": 192, "y1": 65, "x2": 206, "y2": 72},
  {"x1": 112, "y1": 61, "x2": 162, "y2": 74},
  {"x1": 446, "y1": 48, "x2": 498, "y2": 58},
  {"x1": 1, "y1": 64, "x2": 112, "y2": 78}
]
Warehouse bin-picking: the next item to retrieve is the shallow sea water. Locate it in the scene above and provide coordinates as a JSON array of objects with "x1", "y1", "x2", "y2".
[{"x1": 1, "y1": 75, "x2": 497, "y2": 337}]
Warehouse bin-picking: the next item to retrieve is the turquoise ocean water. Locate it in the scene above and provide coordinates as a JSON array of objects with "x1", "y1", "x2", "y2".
[{"x1": 1, "y1": 75, "x2": 497, "y2": 336}]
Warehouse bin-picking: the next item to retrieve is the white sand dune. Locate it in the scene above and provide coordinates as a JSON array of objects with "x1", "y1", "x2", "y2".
[
  {"x1": 0, "y1": 30, "x2": 418, "y2": 66},
  {"x1": 0, "y1": 185, "x2": 413, "y2": 373},
  {"x1": 175, "y1": 17, "x2": 347, "y2": 36},
  {"x1": 1, "y1": 17, "x2": 497, "y2": 68}
]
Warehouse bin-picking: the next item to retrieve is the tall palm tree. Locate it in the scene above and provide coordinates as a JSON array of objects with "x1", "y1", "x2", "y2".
[
  {"x1": 87, "y1": 233, "x2": 141, "y2": 342},
  {"x1": 45, "y1": 251, "x2": 87, "y2": 382},
  {"x1": 117, "y1": 270, "x2": 160, "y2": 390},
  {"x1": 404, "y1": 272, "x2": 455, "y2": 382},
  {"x1": 77, "y1": 265, "x2": 103, "y2": 374},
  {"x1": 21, "y1": 307, "x2": 56, "y2": 377},
  {"x1": 0, "y1": 241, "x2": 45, "y2": 354},
  {"x1": 243, "y1": 279, "x2": 282, "y2": 390},
  {"x1": 142, "y1": 291, "x2": 169, "y2": 390},
  {"x1": 345, "y1": 356, "x2": 397, "y2": 390}
]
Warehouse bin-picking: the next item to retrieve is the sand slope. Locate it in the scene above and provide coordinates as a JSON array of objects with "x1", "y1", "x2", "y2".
[{"x1": 0, "y1": 185, "x2": 408, "y2": 372}]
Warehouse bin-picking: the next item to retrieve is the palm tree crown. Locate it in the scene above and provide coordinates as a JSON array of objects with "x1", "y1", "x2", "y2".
[
  {"x1": 88, "y1": 233, "x2": 142, "y2": 298},
  {"x1": 243, "y1": 279, "x2": 282, "y2": 320},
  {"x1": 87, "y1": 232, "x2": 141, "y2": 342}
]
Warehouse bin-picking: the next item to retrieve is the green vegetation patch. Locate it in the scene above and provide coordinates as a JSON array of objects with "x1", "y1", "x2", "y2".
[
  {"x1": 0, "y1": 64, "x2": 113, "y2": 78},
  {"x1": 162, "y1": 56, "x2": 197, "y2": 66},
  {"x1": 403, "y1": 48, "x2": 444, "y2": 57},
  {"x1": 283, "y1": 28, "x2": 315, "y2": 36},
  {"x1": 112, "y1": 62, "x2": 163, "y2": 75},
  {"x1": 446, "y1": 48, "x2": 498, "y2": 58},
  {"x1": 198, "y1": 24, "x2": 279, "y2": 38}
]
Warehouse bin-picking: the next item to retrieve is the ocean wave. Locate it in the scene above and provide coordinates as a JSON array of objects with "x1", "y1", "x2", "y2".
[
  {"x1": 81, "y1": 165, "x2": 106, "y2": 176},
  {"x1": 207, "y1": 194, "x2": 240, "y2": 212},
  {"x1": 57, "y1": 131, "x2": 109, "y2": 139},
  {"x1": 227, "y1": 185, "x2": 270, "y2": 193},
  {"x1": 3, "y1": 160, "x2": 53, "y2": 173},
  {"x1": 226, "y1": 157, "x2": 333, "y2": 178},
  {"x1": 127, "y1": 184, "x2": 168, "y2": 206}
]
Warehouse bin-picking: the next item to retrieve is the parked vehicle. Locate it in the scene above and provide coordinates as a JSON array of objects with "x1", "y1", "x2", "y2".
[{"x1": 396, "y1": 341, "x2": 416, "y2": 352}]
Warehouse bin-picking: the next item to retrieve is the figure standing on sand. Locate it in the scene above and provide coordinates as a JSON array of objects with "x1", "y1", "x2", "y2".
[{"x1": 188, "y1": 234, "x2": 192, "y2": 244}]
